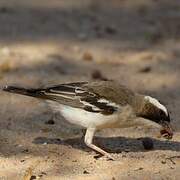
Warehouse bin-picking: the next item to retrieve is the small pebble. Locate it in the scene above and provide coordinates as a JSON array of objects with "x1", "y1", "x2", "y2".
[
  {"x1": 91, "y1": 69, "x2": 108, "y2": 81},
  {"x1": 134, "y1": 167, "x2": 143, "y2": 171},
  {"x1": 22, "y1": 149, "x2": 29, "y2": 153},
  {"x1": 38, "y1": 172, "x2": 47, "y2": 177},
  {"x1": 161, "y1": 160, "x2": 166, "y2": 164},
  {"x1": 139, "y1": 66, "x2": 151, "y2": 73},
  {"x1": 82, "y1": 52, "x2": 93, "y2": 61},
  {"x1": 83, "y1": 170, "x2": 90, "y2": 174},
  {"x1": 142, "y1": 137, "x2": 154, "y2": 150},
  {"x1": 30, "y1": 175, "x2": 37, "y2": 180},
  {"x1": 45, "y1": 119, "x2": 55, "y2": 125},
  {"x1": 104, "y1": 26, "x2": 117, "y2": 34}
]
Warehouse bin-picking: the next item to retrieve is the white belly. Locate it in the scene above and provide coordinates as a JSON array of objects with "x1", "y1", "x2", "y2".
[
  {"x1": 59, "y1": 105, "x2": 120, "y2": 129},
  {"x1": 47, "y1": 100, "x2": 120, "y2": 129}
]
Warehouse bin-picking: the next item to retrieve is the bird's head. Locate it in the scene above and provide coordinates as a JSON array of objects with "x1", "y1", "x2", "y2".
[{"x1": 139, "y1": 96, "x2": 173, "y2": 139}]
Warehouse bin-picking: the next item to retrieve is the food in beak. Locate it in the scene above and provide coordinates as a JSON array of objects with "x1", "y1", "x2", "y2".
[
  {"x1": 160, "y1": 122, "x2": 173, "y2": 139},
  {"x1": 160, "y1": 129, "x2": 173, "y2": 139}
]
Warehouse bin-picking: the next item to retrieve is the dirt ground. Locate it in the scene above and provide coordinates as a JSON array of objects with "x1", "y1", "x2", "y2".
[{"x1": 0, "y1": 0, "x2": 180, "y2": 179}]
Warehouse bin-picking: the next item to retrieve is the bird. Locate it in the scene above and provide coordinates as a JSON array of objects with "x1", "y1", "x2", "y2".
[{"x1": 3, "y1": 81, "x2": 173, "y2": 160}]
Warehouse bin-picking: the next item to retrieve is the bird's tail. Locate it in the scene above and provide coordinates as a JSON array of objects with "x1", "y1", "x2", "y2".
[{"x1": 3, "y1": 85, "x2": 41, "y2": 98}]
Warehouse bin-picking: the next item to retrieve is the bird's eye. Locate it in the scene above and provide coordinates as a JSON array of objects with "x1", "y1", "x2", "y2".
[{"x1": 160, "y1": 110, "x2": 164, "y2": 116}]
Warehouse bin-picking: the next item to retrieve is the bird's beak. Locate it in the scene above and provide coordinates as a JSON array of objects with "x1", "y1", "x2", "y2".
[{"x1": 160, "y1": 121, "x2": 173, "y2": 139}]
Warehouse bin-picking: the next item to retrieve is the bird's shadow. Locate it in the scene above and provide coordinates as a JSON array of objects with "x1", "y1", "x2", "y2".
[{"x1": 32, "y1": 136, "x2": 180, "y2": 153}]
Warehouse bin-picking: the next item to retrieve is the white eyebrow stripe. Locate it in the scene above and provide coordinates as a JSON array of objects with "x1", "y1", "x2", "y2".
[{"x1": 145, "y1": 96, "x2": 168, "y2": 115}]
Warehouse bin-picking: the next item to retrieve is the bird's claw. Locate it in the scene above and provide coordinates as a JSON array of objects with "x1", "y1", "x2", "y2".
[{"x1": 94, "y1": 153, "x2": 115, "y2": 161}]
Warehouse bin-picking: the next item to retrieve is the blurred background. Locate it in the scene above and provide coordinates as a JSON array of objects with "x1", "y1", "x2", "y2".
[{"x1": 0, "y1": 0, "x2": 180, "y2": 179}]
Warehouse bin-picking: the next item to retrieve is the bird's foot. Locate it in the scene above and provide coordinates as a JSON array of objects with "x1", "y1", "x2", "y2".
[{"x1": 94, "y1": 153, "x2": 115, "y2": 161}]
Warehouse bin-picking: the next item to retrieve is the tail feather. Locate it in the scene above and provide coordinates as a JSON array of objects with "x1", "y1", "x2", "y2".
[{"x1": 3, "y1": 85, "x2": 41, "y2": 98}]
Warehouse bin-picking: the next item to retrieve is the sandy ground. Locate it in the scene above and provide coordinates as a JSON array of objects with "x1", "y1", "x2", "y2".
[{"x1": 0, "y1": 0, "x2": 180, "y2": 179}]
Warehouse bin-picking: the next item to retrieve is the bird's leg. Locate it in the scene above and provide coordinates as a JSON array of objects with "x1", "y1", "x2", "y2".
[{"x1": 84, "y1": 128, "x2": 114, "y2": 160}]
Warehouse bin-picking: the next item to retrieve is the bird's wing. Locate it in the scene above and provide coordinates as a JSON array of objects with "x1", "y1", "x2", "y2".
[
  {"x1": 42, "y1": 82, "x2": 120, "y2": 115},
  {"x1": 4, "y1": 82, "x2": 119, "y2": 115},
  {"x1": 82, "y1": 81, "x2": 135, "y2": 106}
]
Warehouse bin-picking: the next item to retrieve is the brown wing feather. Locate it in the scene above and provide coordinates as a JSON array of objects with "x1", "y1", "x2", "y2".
[
  {"x1": 3, "y1": 81, "x2": 126, "y2": 115},
  {"x1": 82, "y1": 81, "x2": 135, "y2": 106}
]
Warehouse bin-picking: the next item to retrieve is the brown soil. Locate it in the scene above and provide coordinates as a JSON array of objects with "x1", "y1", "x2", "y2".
[{"x1": 0, "y1": 0, "x2": 180, "y2": 179}]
